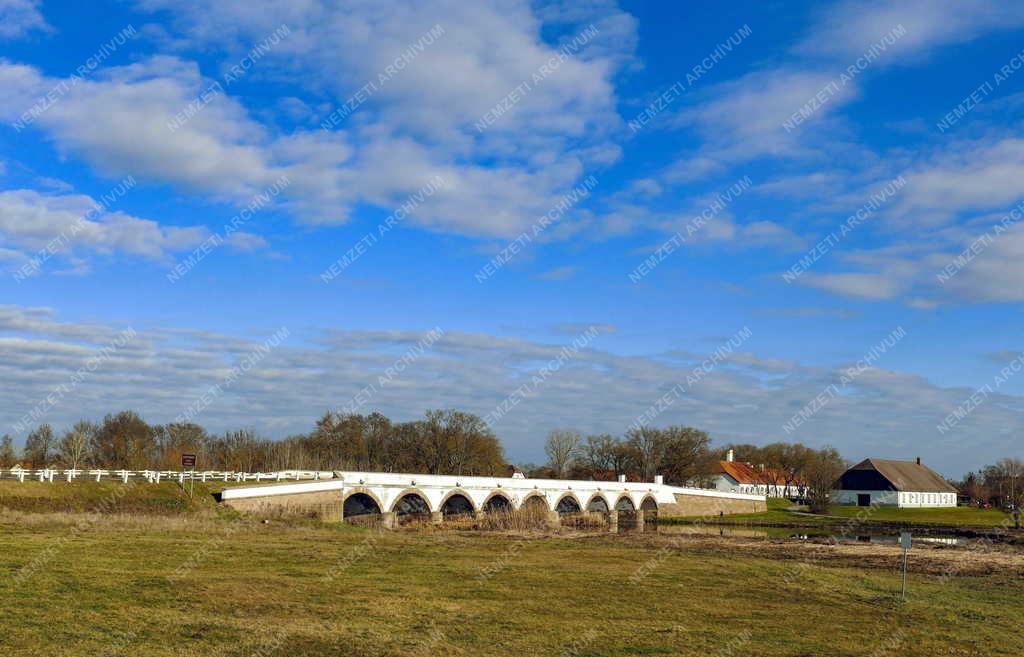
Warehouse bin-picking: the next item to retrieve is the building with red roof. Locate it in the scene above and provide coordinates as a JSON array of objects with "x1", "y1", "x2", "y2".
[{"x1": 708, "y1": 450, "x2": 807, "y2": 499}]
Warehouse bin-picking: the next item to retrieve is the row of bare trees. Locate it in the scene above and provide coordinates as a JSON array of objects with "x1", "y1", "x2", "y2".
[
  {"x1": 537, "y1": 430, "x2": 848, "y2": 512},
  {"x1": 1, "y1": 409, "x2": 506, "y2": 476},
  {"x1": 958, "y1": 458, "x2": 1024, "y2": 512},
  {"x1": 538, "y1": 426, "x2": 717, "y2": 485}
]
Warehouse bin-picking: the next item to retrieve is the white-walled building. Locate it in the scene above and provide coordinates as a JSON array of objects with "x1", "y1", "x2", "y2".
[
  {"x1": 707, "y1": 450, "x2": 807, "y2": 499},
  {"x1": 832, "y1": 458, "x2": 958, "y2": 508}
]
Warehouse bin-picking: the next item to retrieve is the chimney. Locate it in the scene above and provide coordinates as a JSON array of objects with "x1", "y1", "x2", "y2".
[
  {"x1": 916, "y1": 457, "x2": 921, "y2": 466},
  {"x1": 654, "y1": 475, "x2": 664, "y2": 485},
  {"x1": 617, "y1": 474, "x2": 626, "y2": 483},
  {"x1": 726, "y1": 449, "x2": 735, "y2": 463}
]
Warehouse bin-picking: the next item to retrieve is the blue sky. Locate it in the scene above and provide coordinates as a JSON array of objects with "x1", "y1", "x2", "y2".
[{"x1": 2, "y1": 0, "x2": 1023, "y2": 476}]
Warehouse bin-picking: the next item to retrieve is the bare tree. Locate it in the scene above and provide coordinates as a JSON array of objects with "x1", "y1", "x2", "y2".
[
  {"x1": 23, "y1": 424, "x2": 54, "y2": 467},
  {"x1": 58, "y1": 421, "x2": 95, "y2": 469},
  {"x1": 580, "y1": 434, "x2": 615, "y2": 475},
  {"x1": 659, "y1": 426, "x2": 711, "y2": 485},
  {"x1": 625, "y1": 427, "x2": 663, "y2": 482},
  {"x1": 776, "y1": 443, "x2": 816, "y2": 499},
  {"x1": 990, "y1": 457, "x2": 1024, "y2": 528},
  {"x1": 803, "y1": 446, "x2": 846, "y2": 514},
  {"x1": 545, "y1": 429, "x2": 581, "y2": 478},
  {"x1": 90, "y1": 411, "x2": 156, "y2": 469},
  {"x1": 0, "y1": 434, "x2": 16, "y2": 467}
]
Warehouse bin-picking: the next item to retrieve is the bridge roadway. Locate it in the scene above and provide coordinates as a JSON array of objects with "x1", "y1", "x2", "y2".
[{"x1": 219, "y1": 470, "x2": 765, "y2": 523}]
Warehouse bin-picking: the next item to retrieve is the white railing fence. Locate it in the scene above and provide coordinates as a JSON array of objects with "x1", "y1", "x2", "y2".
[{"x1": 0, "y1": 467, "x2": 334, "y2": 484}]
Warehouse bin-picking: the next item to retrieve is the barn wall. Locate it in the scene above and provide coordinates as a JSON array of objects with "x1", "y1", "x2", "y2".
[{"x1": 896, "y1": 491, "x2": 957, "y2": 508}]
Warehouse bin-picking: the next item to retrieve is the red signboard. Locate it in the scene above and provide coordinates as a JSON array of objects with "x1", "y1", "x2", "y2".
[{"x1": 181, "y1": 453, "x2": 197, "y2": 468}]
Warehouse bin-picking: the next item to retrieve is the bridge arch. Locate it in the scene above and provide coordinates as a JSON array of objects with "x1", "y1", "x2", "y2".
[
  {"x1": 554, "y1": 492, "x2": 582, "y2": 514},
  {"x1": 640, "y1": 495, "x2": 658, "y2": 511},
  {"x1": 390, "y1": 489, "x2": 433, "y2": 521},
  {"x1": 585, "y1": 493, "x2": 610, "y2": 513},
  {"x1": 439, "y1": 489, "x2": 476, "y2": 517},
  {"x1": 342, "y1": 489, "x2": 383, "y2": 518},
  {"x1": 614, "y1": 494, "x2": 636, "y2": 512},
  {"x1": 482, "y1": 491, "x2": 513, "y2": 514},
  {"x1": 520, "y1": 492, "x2": 550, "y2": 512}
]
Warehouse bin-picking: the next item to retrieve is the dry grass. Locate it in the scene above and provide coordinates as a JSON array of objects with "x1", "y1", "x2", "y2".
[
  {"x1": 2, "y1": 511, "x2": 1022, "y2": 656},
  {"x1": 2, "y1": 484, "x2": 1022, "y2": 656}
]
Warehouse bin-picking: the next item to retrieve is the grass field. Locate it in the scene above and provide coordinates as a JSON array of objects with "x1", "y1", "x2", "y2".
[
  {"x1": 0, "y1": 479, "x2": 220, "y2": 514},
  {"x1": 1, "y1": 482, "x2": 1023, "y2": 656},
  {"x1": 667, "y1": 497, "x2": 1016, "y2": 530},
  {"x1": 827, "y1": 504, "x2": 1014, "y2": 527},
  {"x1": 1, "y1": 483, "x2": 1022, "y2": 656}
]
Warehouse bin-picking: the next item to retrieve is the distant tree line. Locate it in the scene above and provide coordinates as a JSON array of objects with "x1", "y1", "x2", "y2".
[
  {"x1": 532, "y1": 429, "x2": 846, "y2": 512},
  {"x1": 0, "y1": 413, "x2": 848, "y2": 509},
  {"x1": 957, "y1": 458, "x2": 1024, "y2": 516},
  {"x1": 0, "y1": 409, "x2": 506, "y2": 476},
  {"x1": 533, "y1": 426, "x2": 717, "y2": 485},
  {"x1": 3, "y1": 410, "x2": 1017, "y2": 518}
]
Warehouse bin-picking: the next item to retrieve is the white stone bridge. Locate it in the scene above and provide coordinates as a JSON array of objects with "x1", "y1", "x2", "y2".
[{"x1": 219, "y1": 470, "x2": 765, "y2": 525}]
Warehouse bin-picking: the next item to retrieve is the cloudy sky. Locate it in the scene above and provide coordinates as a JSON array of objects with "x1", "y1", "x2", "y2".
[{"x1": 2, "y1": 0, "x2": 1023, "y2": 476}]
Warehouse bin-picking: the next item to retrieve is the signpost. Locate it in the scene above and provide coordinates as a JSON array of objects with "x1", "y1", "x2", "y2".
[
  {"x1": 899, "y1": 532, "x2": 912, "y2": 600},
  {"x1": 182, "y1": 453, "x2": 197, "y2": 499}
]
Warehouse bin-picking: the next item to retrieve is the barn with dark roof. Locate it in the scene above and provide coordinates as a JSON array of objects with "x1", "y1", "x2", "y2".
[{"x1": 832, "y1": 458, "x2": 958, "y2": 508}]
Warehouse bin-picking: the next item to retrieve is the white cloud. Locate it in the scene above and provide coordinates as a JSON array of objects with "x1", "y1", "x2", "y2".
[
  {"x1": 224, "y1": 231, "x2": 268, "y2": 252},
  {"x1": 0, "y1": 187, "x2": 210, "y2": 268},
  {"x1": 890, "y1": 138, "x2": 1024, "y2": 226},
  {"x1": 802, "y1": 271, "x2": 908, "y2": 300},
  {"x1": 0, "y1": 303, "x2": 1018, "y2": 474},
  {"x1": 936, "y1": 224, "x2": 1024, "y2": 302},
  {"x1": 787, "y1": 134, "x2": 1024, "y2": 305},
  {"x1": 797, "y1": 0, "x2": 1024, "y2": 61},
  {"x1": 795, "y1": 219, "x2": 1024, "y2": 304},
  {"x1": 663, "y1": 67, "x2": 861, "y2": 181},
  {"x1": 0, "y1": 0, "x2": 50, "y2": 38},
  {"x1": 108, "y1": 0, "x2": 637, "y2": 238}
]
